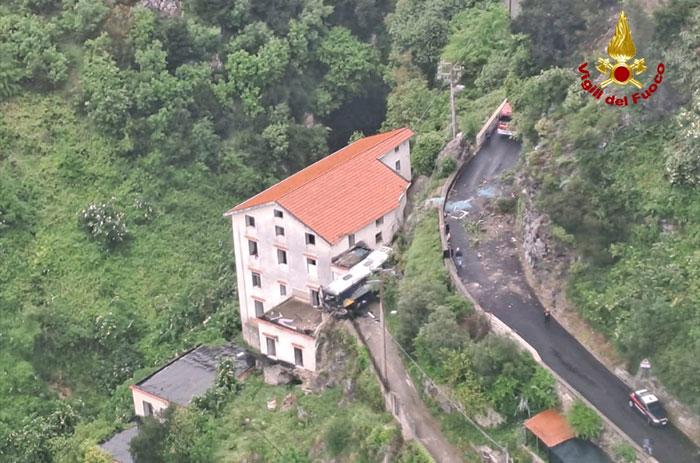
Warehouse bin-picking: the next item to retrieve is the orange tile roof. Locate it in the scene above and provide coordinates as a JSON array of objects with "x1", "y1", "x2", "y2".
[
  {"x1": 226, "y1": 128, "x2": 414, "y2": 244},
  {"x1": 524, "y1": 409, "x2": 576, "y2": 448}
]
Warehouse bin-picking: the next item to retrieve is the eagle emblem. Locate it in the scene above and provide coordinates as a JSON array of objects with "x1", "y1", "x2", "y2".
[{"x1": 596, "y1": 11, "x2": 647, "y2": 89}]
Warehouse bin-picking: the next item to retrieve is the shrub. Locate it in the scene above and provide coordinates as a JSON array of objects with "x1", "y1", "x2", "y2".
[
  {"x1": 412, "y1": 132, "x2": 445, "y2": 176},
  {"x1": 462, "y1": 312, "x2": 490, "y2": 341},
  {"x1": 551, "y1": 224, "x2": 575, "y2": 246},
  {"x1": 522, "y1": 367, "x2": 557, "y2": 413},
  {"x1": 324, "y1": 418, "x2": 351, "y2": 456},
  {"x1": 445, "y1": 293, "x2": 473, "y2": 319},
  {"x1": 78, "y1": 200, "x2": 128, "y2": 246},
  {"x1": 275, "y1": 447, "x2": 310, "y2": 463},
  {"x1": 415, "y1": 306, "x2": 465, "y2": 367},
  {"x1": 665, "y1": 148, "x2": 700, "y2": 186},
  {"x1": 612, "y1": 442, "x2": 636, "y2": 463},
  {"x1": 439, "y1": 157, "x2": 457, "y2": 177},
  {"x1": 495, "y1": 197, "x2": 517, "y2": 214},
  {"x1": 567, "y1": 400, "x2": 602, "y2": 440}
]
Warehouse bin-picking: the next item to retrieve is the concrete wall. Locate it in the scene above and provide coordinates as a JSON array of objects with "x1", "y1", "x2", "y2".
[
  {"x1": 474, "y1": 99, "x2": 508, "y2": 152},
  {"x1": 130, "y1": 386, "x2": 169, "y2": 417},
  {"x1": 257, "y1": 318, "x2": 317, "y2": 371}
]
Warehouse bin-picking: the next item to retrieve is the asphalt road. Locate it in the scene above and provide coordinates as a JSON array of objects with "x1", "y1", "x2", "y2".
[{"x1": 446, "y1": 135, "x2": 700, "y2": 463}]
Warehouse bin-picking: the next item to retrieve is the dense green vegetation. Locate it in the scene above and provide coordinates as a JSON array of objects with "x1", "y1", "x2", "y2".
[
  {"x1": 510, "y1": 0, "x2": 700, "y2": 411},
  {"x1": 387, "y1": 210, "x2": 557, "y2": 460},
  {"x1": 568, "y1": 400, "x2": 603, "y2": 441},
  {"x1": 1, "y1": 0, "x2": 697, "y2": 459},
  {"x1": 122, "y1": 333, "x2": 423, "y2": 463},
  {"x1": 0, "y1": 0, "x2": 400, "y2": 459}
]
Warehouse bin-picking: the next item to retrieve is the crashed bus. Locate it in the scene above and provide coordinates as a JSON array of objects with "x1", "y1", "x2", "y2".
[{"x1": 321, "y1": 246, "x2": 393, "y2": 314}]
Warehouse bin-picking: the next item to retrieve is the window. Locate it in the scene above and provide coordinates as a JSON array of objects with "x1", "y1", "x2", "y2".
[
  {"x1": 394, "y1": 146, "x2": 400, "y2": 153},
  {"x1": 280, "y1": 284, "x2": 287, "y2": 297},
  {"x1": 375, "y1": 216, "x2": 384, "y2": 226},
  {"x1": 254, "y1": 300, "x2": 264, "y2": 317},
  {"x1": 310, "y1": 289, "x2": 320, "y2": 307},
  {"x1": 277, "y1": 249, "x2": 287, "y2": 265},
  {"x1": 245, "y1": 215, "x2": 255, "y2": 227},
  {"x1": 274, "y1": 209, "x2": 283, "y2": 218},
  {"x1": 375, "y1": 232, "x2": 383, "y2": 244},
  {"x1": 294, "y1": 347, "x2": 304, "y2": 367},
  {"x1": 266, "y1": 337, "x2": 276, "y2": 357},
  {"x1": 252, "y1": 272, "x2": 261, "y2": 287},
  {"x1": 306, "y1": 257, "x2": 317, "y2": 277},
  {"x1": 348, "y1": 234, "x2": 355, "y2": 247},
  {"x1": 305, "y1": 233, "x2": 316, "y2": 245},
  {"x1": 248, "y1": 240, "x2": 258, "y2": 257},
  {"x1": 275, "y1": 225, "x2": 285, "y2": 236},
  {"x1": 395, "y1": 160, "x2": 401, "y2": 171},
  {"x1": 143, "y1": 401, "x2": 153, "y2": 417}
]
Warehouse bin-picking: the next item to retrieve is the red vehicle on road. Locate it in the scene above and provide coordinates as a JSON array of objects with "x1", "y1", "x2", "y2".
[{"x1": 496, "y1": 102, "x2": 513, "y2": 136}]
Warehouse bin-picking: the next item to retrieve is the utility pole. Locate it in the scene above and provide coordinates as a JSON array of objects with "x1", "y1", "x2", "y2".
[
  {"x1": 380, "y1": 284, "x2": 387, "y2": 382},
  {"x1": 437, "y1": 61, "x2": 465, "y2": 139}
]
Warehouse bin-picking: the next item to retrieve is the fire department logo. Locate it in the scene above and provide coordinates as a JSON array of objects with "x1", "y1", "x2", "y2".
[
  {"x1": 577, "y1": 10, "x2": 665, "y2": 106},
  {"x1": 596, "y1": 11, "x2": 647, "y2": 89}
]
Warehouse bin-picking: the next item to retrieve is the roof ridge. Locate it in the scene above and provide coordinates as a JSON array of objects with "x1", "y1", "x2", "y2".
[
  {"x1": 227, "y1": 127, "x2": 412, "y2": 214},
  {"x1": 274, "y1": 128, "x2": 410, "y2": 203}
]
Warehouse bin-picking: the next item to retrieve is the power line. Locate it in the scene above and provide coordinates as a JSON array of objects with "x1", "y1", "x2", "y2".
[{"x1": 387, "y1": 329, "x2": 513, "y2": 462}]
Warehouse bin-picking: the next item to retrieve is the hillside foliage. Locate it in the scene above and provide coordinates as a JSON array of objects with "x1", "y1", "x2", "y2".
[{"x1": 510, "y1": 0, "x2": 700, "y2": 411}]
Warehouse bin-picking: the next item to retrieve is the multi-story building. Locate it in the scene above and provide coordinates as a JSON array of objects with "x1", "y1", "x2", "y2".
[{"x1": 224, "y1": 128, "x2": 414, "y2": 371}]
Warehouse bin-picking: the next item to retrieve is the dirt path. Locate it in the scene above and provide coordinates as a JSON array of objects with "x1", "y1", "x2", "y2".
[{"x1": 354, "y1": 314, "x2": 465, "y2": 463}]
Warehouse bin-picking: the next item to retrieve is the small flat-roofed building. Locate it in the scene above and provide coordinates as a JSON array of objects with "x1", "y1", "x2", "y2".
[
  {"x1": 129, "y1": 344, "x2": 254, "y2": 417},
  {"x1": 258, "y1": 297, "x2": 324, "y2": 370},
  {"x1": 100, "y1": 425, "x2": 138, "y2": 463}
]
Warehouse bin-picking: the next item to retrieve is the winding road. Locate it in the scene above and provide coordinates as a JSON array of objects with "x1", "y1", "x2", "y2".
[{"x1": 446, "y1": 135, "x2": 699, "y2": 463}]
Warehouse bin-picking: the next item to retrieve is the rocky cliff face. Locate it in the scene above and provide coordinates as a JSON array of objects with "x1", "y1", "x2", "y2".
[{"x1": 515, "y1": 180, "x2": 700, "y2": 444}]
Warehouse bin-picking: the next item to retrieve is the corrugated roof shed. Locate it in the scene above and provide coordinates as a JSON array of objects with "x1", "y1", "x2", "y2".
[{"x1": 226, "y1": 128, "x2": 414, "y2": 244}]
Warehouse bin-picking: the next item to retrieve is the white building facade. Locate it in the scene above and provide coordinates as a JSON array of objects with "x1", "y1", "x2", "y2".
[{"x1": 224, "y1": 128, "x2": 414, "y2": 371}]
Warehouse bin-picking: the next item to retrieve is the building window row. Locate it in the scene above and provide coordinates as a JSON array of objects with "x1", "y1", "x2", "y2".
[{"x1": 263, "y1": 337, "x2": 304, "y2": 367}]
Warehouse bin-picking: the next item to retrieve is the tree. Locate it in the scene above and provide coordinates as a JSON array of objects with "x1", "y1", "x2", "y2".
[
  {"x1": 512, "y1": 0, "x2": 603, "y2": 69},
  {"x1": 415, "y1": 305, "x2": 465, "y2": 366},
  {"x1": 411, "y1": 131, "x2": 445, "y2": 175},
  {"x1": 0, "y1": 13, "x2": 68, "y2": 89},
  {"x1": 567, "y1": 400, "x2": 602, "y2": 440},
  {"x1": 62, "y1": 0, "x2": 110, "y2": 39},
  {"x1": 388, "y1": 0, "x2": 468, "y2": 78},
  {"x1": 80, "y1": 41, "x2": 132, "y2": 135},
  {"x1": 522, "y1": 367, "x2": 557, "y2": 413},
  {"x1": 314, "y1": 27, "x2": 381, "y2": 116},
  {"x1": 441, "y1": 3, "x2": 514, "y2": 82}
]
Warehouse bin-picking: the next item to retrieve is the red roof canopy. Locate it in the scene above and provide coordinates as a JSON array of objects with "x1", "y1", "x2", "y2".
[
  {"x1": 226, "y1": 128, "x2": 414, "y2": 244},
  {"x1": 501, "y1": 102, "x2": 512, "y2": 117},
  {"x1": 524, "y1": 409, "x2": 576, "y2": 448}
]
